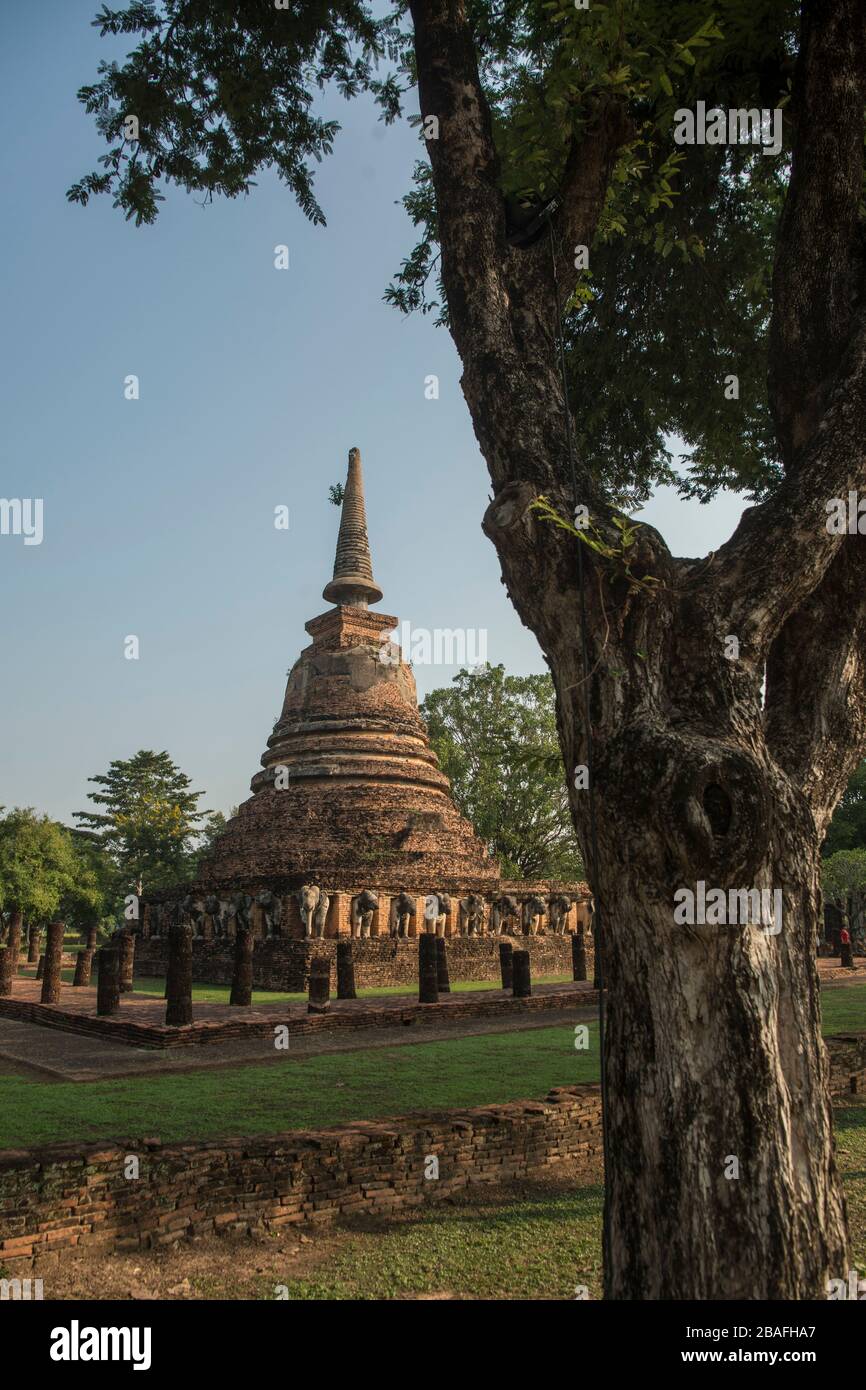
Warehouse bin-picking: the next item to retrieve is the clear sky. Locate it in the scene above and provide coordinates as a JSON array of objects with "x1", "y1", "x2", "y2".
[{"x1": 0, "y1": 0, "x2": 746, "y2": 826}]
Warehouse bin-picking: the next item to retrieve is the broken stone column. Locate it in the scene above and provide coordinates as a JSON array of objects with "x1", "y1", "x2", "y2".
[
  {"x1": 512, "y1": 949, "x2": 531, "y2": 998},
  {"x1": 0, "y1": 910, "x2": 23, "y2": 996},
  {"x1": 96, "y1": 945, "x2": 121, "y2": 1016},
  {"x1": 73, "y1": 950, "x2": 94, "y2": 987},
  {"x1": 86, "y1": 925, "x2": 98, "y2": 952},
  {"x1": 498, "y1": 939, "x2": 513, "y2": 991},
  {"x1": 165, "y1": 920, "x2": 194, "y2": 1026},
  {"x1": 27, "y1": 924, "x2": 41, "y2": 964},
  {"x1": 117, "y1": 931, "x2": 136, "y2": 992},
  {"x1": 572, "y1": 929, "x2": 587, "y2": 981},
  {"x1": 418, "y1": 934, "x2": 439, "y2": 1004},
  {"x1": 336, "y1": 940, "x2": 357, "y2": 1000},
  {"x1": 435, "y1": 937, "x2": 451, "y2": 994},
  {"x1": 229, "y1": 922, "x2": 254, "y2": 1007},
  {"x1": 35, "y1": 954, "x2": 46, "y2": 980},
  {"x1": 307, "y1": 955, "x2": 331, "y2": 1013}
]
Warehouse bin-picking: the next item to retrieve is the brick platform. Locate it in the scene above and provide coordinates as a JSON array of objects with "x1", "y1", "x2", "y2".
[
  {"x1": 0, "y1": 1085, "x2": 604, "y2": 1266},
  {"x1": 0, "y1": 977, "x2": 598, "y2": 1050}
]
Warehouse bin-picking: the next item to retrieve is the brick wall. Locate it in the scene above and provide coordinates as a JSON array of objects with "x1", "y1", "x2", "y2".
[
  {"x1": 134, "y1": 933, "x2": 592, "y2": 991},
  {"x1": 1, "y1": 1034, "x2": 862, "y2": 1269},
  {"x1": 0, "y1": 1086, "x2": 603, "y2": 1267}
]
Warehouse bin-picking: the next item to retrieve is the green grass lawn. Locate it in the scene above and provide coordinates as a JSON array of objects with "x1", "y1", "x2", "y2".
[
  {"x1": 0, "y1": 981, "x2": 861, "y2": 1154},
  {"x1": 0, "y1": 1022, "x2": 598, "y2": 1150},
  {"x1": 819, "y1": 982, "x2": 866, "y2": 1034}
]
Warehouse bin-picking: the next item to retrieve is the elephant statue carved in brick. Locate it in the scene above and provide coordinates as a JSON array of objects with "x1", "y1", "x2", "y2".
[
  {"x1": 547, "y1": 893, "x2": 573, "y2": 935},
  {"x1": 492, "y1": 894, "x2": 520, "y2": 935},
  {"x1": 522, "y1": 894, "x2": 547, "y2": 935},
  {"x1": 391, "y1": 891, "x2": 416, "y2": 939},
  {"x1": 256, "y1": 890, "x2": 282, "y2": 938},
  {"x1": 298, "y1": 884, "x2": 329, "y2": 939},
  {"x1": 459, "y1": 894, "x2": 486, "y2": 937},
  {"x1": 352, "y1": 890, "x2": 379, "y2": 939}
]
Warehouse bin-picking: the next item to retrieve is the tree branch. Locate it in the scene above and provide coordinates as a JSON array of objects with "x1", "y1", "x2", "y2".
[
  {"x1": 764, "y1": 539, "x2": 866, "y2": 834},
  {"x1": 768, "y1": 0, "x2": 866, "y2": 465}
]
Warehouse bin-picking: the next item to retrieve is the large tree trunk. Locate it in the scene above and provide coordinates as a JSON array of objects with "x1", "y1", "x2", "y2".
[
  {"x1": 590, "y1": 721, "x2": 847, "y2": 1298},
  {"x1": 409, "y1": 0, "x2": 866, "y2": 1297}
]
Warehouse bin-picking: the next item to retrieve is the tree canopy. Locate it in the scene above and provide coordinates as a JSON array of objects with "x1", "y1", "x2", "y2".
[
  {"x1": 0, "y1": 808, "x2": 79, "y2": 926},
  {"x1": 823, "y1": 760, "x2": 866, "y2": 857},
  {"x1": 70, "y1": 0, "x2": 802, "y2": 508},
  {"x1": 421, "y1": 664, "x2": 584, "y2": 879},
  {"x1": 73, "y1": 749, "x2": 212, "y2": 893}
]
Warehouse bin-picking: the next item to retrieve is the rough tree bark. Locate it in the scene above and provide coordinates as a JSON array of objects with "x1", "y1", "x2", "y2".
[{"x1": 409, "y1": 0, "x2": 866, "y2": 1297}]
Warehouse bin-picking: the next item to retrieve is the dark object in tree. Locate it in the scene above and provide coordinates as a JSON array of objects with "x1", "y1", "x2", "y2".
[
  {"x1": 0, "y1": 910, "x2": 23, "y2": 996},
  {"x1": 96, "y1": 946, "x2": 121, "y2": 1017},
  {"x1": 307, "y1": 956, "x2": 331, "y2": 1014},
  {"x1": 336, "y1": 940, "x2": 356, "y2": 1000},
  {"x1": 165, "y1": 920, "x2": 193, "y2": 1026},
  {"x1": 499, "y1": 939, "x2": 514, "y2": 991},
  {"x1": 229, "y1": 921, "x2": 253, "y2": 1007},
  {"x1": 435, "y1": 936, "x2": 450, "y2": 993},
  {"x1": 73, "y1": 950, "x2": 94, "y2": 987},
  {"x1": 572, "y1": 929, "x2": 587, "y2": 982},
  {"x1": 512, "y1": 950, "x2": 532, "y2": 999},
  {"x1": 418, "y1": 934, "x2": 439, "y2": 1004}
]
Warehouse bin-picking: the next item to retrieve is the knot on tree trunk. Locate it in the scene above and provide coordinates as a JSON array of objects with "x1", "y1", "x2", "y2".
[{"x1": 600, "y1": 724, "x2": 774, "y2": 888}]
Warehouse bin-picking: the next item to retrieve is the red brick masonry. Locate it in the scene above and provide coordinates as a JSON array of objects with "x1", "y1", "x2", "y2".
[
  {"x1": 0, "y1": 979, "x2": 597, "y2": 1050},
  {"x1": 1, "y1": 1033, "x2": 862, "y2": 1269},
  {"x1": 0, "y1": 1086, "x2": 604, "y2": 1266}
]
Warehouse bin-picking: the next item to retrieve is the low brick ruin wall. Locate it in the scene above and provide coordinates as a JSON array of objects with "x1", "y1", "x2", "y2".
[
  {"x1": 1, "y1": 1036, "x2": 862, "y2": 1269},
  {"x1": 134, "y1": 933, "x2": 588, "y2": 991},
  {"x1": 0, "y1": 1086, "x2": 603, "y2": 1267}
]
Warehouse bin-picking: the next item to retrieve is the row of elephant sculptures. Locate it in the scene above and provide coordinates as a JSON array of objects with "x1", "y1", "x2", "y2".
[{"x1": 144, "y1": 888, "x2": 590, "y2": 942}]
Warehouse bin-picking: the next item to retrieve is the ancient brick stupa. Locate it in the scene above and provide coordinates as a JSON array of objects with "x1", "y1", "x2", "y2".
[{"x1": 194, "y1": 447, "x2": 498, "y2": 901}]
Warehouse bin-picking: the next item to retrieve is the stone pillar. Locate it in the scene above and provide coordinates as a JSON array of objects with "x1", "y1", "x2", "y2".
[
  {"x1": 229, "y1": 924, "x2": 254, "y2": 1007},
  {"x1": 499, "y1": 939, "x2": 514, "y2": 991},
  {"x1": 86, "y1": 925, "x2": 98, "y2": 952},
  {"x1": 0, "y1": 910, "x2": 23, "y2": 996},
  {"x1": 96, "y1": 946, "x2": 121, "y2": 1016},
  {"x1": 418, "y1": 934, "x2": 439, "y2": 1004},
  {"x1": 308, "y1": 956, "x2": 331, "y2": 1013},
  {"x1": 512, "y1": 949, "x2": 531, "y2": 998},
  {"x1": 371, "y1": 892, "x2": 385, "y2": 938},
  {"x1": 572, "y1": 930, "x2": 587, "y2": 982},
  {"x1": 118, "y1": 931, "x2": 136, "y2": 993},
  {"x1": 336, "y1": 940, "x2": 357, "y2": 1000},
  {"x1": 435, "y1": 937, "x2": 450, "y2": 994},
  {"x1": 165, "y1": 921, "x2": 194, "y2": 1026},
  {"x1": 27, "y1": 925, "x2": 41, "y2": 964},
  {"x1": 36, "y1": 954, "x2": 46, "y2": 980},
  {"x1": 73, "y1": 950, "x2": 94, "y2": 987}
]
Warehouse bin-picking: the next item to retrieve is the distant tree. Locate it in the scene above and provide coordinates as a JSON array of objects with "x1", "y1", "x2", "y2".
[
  {"x1": 0, "y1": 808, "x2": 78, "y2": 936},
  {"x1": 186, "y1": 810, "x2": 228, "y2": 877},
  {"x1": 59, "y1": 830, "x2": 120, "y2": 938},
  {"x1": 73, "y1": 750, "x2": 209, "y2": 894},
  {"x1": 823, "y1": 761, "x2": 866, "y2": 857},
  {"x1": 821, "y1": 849, "x2": 866, "y2": 948},
  {"x1": 328, "y1": 483, "x2": 345, "y2": 507},
  {"x1": 421, "y1": 664, "x2": 584, "y2": 880}
]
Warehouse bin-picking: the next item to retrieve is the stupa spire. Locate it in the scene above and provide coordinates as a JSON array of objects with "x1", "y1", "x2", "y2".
[{"x1": 323, "y1": 446, "x2": 383, "y2": 608}]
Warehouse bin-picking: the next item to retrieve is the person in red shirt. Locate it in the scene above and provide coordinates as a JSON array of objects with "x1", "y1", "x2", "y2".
[{"x1": 840, "y1": 925, "x2": 854, "y2": 969}]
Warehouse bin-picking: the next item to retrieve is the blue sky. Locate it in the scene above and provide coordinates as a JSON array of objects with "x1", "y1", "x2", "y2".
[{"x1": 0, "y1": 1, "x2": 745, "y2": 826}]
